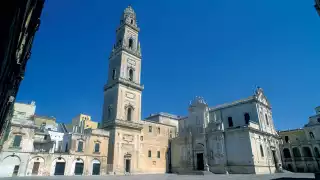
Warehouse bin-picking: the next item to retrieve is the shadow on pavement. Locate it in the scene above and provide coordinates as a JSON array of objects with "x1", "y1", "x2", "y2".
[{"x1": 271, "y1": 178, "x2": 315, "y2": 180}]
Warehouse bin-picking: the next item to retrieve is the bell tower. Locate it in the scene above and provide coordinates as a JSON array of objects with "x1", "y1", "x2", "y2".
[
  {"x1": 102, "y1": 5, "x2": 144, "y2": 174},
  {"x1": 102, "y1": 5, "x2": 143, "y2": 126}
]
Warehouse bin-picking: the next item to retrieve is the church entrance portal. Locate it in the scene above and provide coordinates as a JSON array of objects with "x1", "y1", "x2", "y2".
[
  {"x1": 124, "y1": 153, "x2": 131, "y2": 173},
  {"x1": 54, "y1": 162, "x2": 65, "y2": 175},
  {"x1": 272, "y1": 150, "x2": 278, "y2": 169},
  {"x1": 125, "y1": 159, "x2": 131, "y2": 173},
  {"x1": 196, "y1": 153, "x2": 204, "y2": 170}
]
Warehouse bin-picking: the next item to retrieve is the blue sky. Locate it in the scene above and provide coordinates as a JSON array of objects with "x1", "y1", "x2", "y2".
[{"x1": 17, "y1": 0, "x2": 320, "y2": 130}]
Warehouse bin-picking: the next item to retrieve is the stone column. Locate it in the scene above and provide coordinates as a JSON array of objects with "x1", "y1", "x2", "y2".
[{"x1": 203, "y1": 135, "x2": 209, "y2": 171}]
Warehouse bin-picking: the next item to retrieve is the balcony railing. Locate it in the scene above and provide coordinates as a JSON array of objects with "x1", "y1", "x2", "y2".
[
  {"x1": 103, "y1": 119, "x2": 143, "y2": 130},
  {"x1": 104, "y1": 77, "x2": 144, "y2": 91},
  {"x1": 284, "y1": 158, "x2": 293, "y2": 162}
]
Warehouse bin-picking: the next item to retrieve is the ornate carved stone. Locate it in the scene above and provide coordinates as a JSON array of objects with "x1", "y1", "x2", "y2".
[{"x1": 123, "y1": 134, "x2": 133, "y2": 143}]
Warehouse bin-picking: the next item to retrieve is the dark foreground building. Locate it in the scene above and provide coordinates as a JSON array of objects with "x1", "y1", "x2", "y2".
[
  {"x1": 0, "y1": 0, "x2": 45, "y2": 146},
  {"x1": 316, "y1": 0, "x2": 320, "y2": 16}
]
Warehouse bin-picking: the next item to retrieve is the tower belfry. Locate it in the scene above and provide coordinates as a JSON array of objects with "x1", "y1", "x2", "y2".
[{"x1": 102, "y1": 5, "x2": 144, "y2": 174}]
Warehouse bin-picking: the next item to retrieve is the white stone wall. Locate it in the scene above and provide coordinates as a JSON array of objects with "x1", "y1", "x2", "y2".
[
  {"x1": 48, "y1": 131, "x2": 64, "y2": 151},
  {"x1": 0, "y1": 152, "x2": 30, "y2": 177},
  {"x1": 12, "y1": 102, "x2": 36, "y2": 121}
]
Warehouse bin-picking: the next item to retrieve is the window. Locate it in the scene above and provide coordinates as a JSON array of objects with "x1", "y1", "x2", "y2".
[
  {"x1": 127, "y1": 107, "x2": 132, "y2": 121},
  {"x1": 285, "y1": 136, "x2": 289, "y2": 143},
  {"x1": 157, "y1": 151, "x2": 160, "y2": 158},
  {"x1": 293, "y1": 147, "x2": 301, "y2": 157},
  {"x1": 65, "y1": 143, "x2": 69, "y2": 152},
  {"x1": 228, "y1": 117, "x2": 233, "y2": 127},
  {"x1": 148, "y1": 150, "x2": 151, "y2": 157},
  {"x1": 149, "y1": 126, "x2": 152, "y2": 133},
  {"x1": 77, "y1": 141, "x2": 83, "y2": 152},
  {"x1": 196, "y1": 116, "x2": 200, "y2": 125},
  {"x1": 140, "y1": 136, "x2": 143, "y2": 141},
  {"x1": 112, "y1": 69, "x2": 116, "y2": 80},
  {"x1": 303, "y1": 147, "x2": 312, "y2": 157},
  {"x1": 314, "y1": 147, "x2": 320, "y2": 158},
  {"x1": 310, "y1": 132, "x2": 315, "y2": 139},
  {"x1": 265, "y1": 114, "x2": 269, "y2": 125},
  {"x1": 157, "y1": 127, "x2": 160, "y2": 134},
  {"x1": 244, "y1": 113, "x2": 250, "y2": 124},
  {"x1": 13, "y1": 135, "x2": 22, "y2": 147},
  {"x1": 130, "y1": 19, "x2": 133, "y2": 24},
  {"x1": 129, "y1": 38, "x2": 133, "y2": 49},
  {"x1": 44, "y1": 135, "x2": 48, "y2": 140},
  {"x1": 283, "y1": 148, "x2": 291, "y2": 158},
  {"x1": 108, "y1": 106, "x2": 112, "y2": 120},
  {"x1": 94, "y1": 143, "x2": 100, "y2": 152},
  {"x1": 260, "y1": 145, "x2": 264, "y2": 157},
  {"x1": 128, "y1": 69, "x2": 134, "y2": 81},
  {"x1": 317, "y1": 118, "x2": 320, "y2": 123},
  {"x1": 170, "y1": 130, "x2": 172, "y2": 138},
  {"x1": 210, "y1": 151, "x2": 214, "y2": 159}
]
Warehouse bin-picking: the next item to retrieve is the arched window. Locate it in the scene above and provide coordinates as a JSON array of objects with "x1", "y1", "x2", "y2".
[
  {"x1": 128, "y1": 69, "x2": 134, "y2": 81},
  {"x1": 244, "y1": 113, "x2": 250, "y2": 124},
  {"x1": 283, "y1": 148, "x2": 291, "y2": 158},
  {"x1": 112, "y1": 69, "x2": 116, "y2": 80},
  {"x1": 285, "y1": 136, "x2": 289, "y2": 143},
  {"x1": 292, "y1": 147, "x2": 301, "y2": 157},
  {"x1": 127, "y1": 107, "x2": 132, "y2": 121},
  {"x1": 317, "y1": 118, "x2": 320, "y2": 123},
  {"x1": 303, "y1": 147, "x2": 312, "y2": 157},
  {"x1": 129, "y1": 38, "x2": 133, "y2": 49},
  {"x1": 260, "y1": 145, "x2": 264, "y2": 157},
  {"x1": 314, "y1": 147, "x2": 320, "y2": 158},
  {"x1": 130, "y1": 19, "x2": 133, "y2": 24},
  {"x1": 265, "y1": 114, "x2": 269, "y2": 125},
  {"x1": 228, "y1": 117, "x2": 233, "y2": 127},
  {"x1": 310, "y1": 132, "x2": 315, "y2": 139}
]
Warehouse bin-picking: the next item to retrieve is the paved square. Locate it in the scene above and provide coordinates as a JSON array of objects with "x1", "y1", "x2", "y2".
[{"x1": 0, "y1": 173, "x2": 315, "y2": 180}]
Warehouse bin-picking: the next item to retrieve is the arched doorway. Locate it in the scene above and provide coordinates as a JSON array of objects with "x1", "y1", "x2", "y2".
[
  {"x1": 124, "y1": 153, "x2": 132, "y2": 173},
  {"x1": 92, "y1": 159, "x2": 101, "y2": 175},
  {"x1": 73, "y1": 158, "x2": 84, "y2": 175},
  {"x1": 195, "y1": 143, "x2": 204, "y2": 170},
  {"x1": 52, "y1": 157, "x2": 66, "y2": 175},
  {"x1": 28, "y1": 156, "x2": 45, "y2": 176},
  {"x1": 0, "y1": 155, "x2": 21, "y2": 177}
]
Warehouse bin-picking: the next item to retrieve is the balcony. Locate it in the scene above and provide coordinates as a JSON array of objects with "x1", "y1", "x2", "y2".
[
  {"x1": 304, "y1": 157, "x2": 314, "y2": 161},
  {"x1": 103, "y1": 119, "x2": 143, "y2": 130},
  {"x1": 110, "y1": 44, "x2": 141, "y2": 59},
  {"x1": 104, "y1": 77, "x2": 144, "y2": 91},
  {"x1": 284, "y1": 158, "x2": 293, "y2": 162},
  {"x1": 33, "y1": 138, "x2": 51, "y2": 144}
]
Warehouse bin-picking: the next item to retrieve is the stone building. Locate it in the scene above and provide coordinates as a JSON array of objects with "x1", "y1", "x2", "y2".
[
  {"x1": 101, "y1": 6, "x2": 177, "y2": 174},
  {"x1": 171, "y1": 88, "x2": 282, "y2": 174},
  {"x1": 71, "y1": 114, "x2": 99, "y2": 130},
  {"x1": 279, "y1": 106, "x2": 320, "y2": 173},
  {"x1": 101, "y1": 5, "x2": 281, "y2": 175},
  {"x1": 0, "y1": 102, "x2": 110, "y2": 177},
  {"x1": 0, "y1": 0, "x2": 45, "y2": 138}
]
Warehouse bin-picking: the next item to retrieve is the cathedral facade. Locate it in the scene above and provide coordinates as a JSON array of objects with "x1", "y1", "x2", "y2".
[{"x1": 102, "y1": 5, "x2": 282, "y2": 175}]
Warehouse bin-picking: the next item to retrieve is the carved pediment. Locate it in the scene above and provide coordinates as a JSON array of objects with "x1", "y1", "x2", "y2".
[{"x1": 123, "y1": 134, "x2": 133, "y2": 143}]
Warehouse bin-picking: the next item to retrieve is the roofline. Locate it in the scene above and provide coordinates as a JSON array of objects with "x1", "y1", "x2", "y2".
[
  {"x1": 278, "y1": 128, "x2": 304, "y2": 133},
  {"x1": 142, "y1": 120, "x2": 177, "y2": 128},
  {"x1": 145, "y1": 112, "x2": 182, "y2": 120}
]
